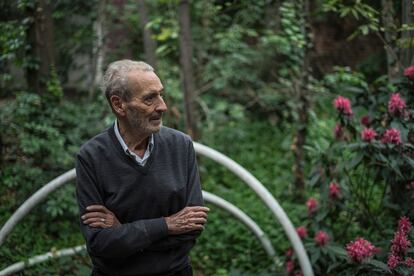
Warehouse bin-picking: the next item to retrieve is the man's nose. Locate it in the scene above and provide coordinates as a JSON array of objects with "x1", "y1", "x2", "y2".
[{"x1": 155, "y1": 96, "x2": 168, "y2": 113}]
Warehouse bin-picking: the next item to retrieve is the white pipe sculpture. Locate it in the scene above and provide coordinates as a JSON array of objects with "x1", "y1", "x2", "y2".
[
  {"x1": 193, "y1": 142, "x2": 313, "y2": 276},
  {"x1": 0, "y1": 191, "x2": 277, "y2": 276},
  {"x1": 0, "y1": 142, "x2": 313, "y2": 275}
]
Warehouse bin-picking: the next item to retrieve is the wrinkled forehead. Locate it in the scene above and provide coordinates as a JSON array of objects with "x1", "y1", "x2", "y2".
[{"x1": 127, "y1": 70, "x2": 163, "y2": 95}]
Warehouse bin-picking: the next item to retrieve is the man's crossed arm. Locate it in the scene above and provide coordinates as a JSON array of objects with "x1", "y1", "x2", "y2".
[{"x1": 81, "y1": 204, "x2": 209, "y2": 252}]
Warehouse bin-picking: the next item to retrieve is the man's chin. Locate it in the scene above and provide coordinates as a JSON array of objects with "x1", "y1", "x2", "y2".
[{"x1": 149, "y1": 120, "x2": 163, "y2": 133}]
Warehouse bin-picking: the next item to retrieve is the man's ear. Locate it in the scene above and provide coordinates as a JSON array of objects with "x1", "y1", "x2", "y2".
[{"x1": 110, "y1": 95, "x2": 126, "y2": 116}]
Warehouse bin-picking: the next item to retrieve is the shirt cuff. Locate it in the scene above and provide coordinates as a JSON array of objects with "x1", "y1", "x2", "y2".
[{"x1": 144, "y1": 217, "x2": 168, "y2": 242}]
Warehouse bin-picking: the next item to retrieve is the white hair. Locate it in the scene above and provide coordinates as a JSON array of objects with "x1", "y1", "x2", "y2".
[{"x1": 102, "y1": 59, "x2": 154, "y2": 102}]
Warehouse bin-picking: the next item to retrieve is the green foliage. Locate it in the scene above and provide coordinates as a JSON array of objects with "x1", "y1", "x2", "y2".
[
  {"x1": 0, "y1": 80, "x2": 111, "y2": 273},
  {"x1": 289, "y1": 68, "x2": 414, "y2": 274}
]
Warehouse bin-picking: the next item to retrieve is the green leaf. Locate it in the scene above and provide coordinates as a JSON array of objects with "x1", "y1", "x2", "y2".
[
  {"x1": 311, "y1": 248, "x2": 321, "y2": 264},
  {"x1": 364, "y1": 259, "x2": 390, "y2": 273},
  {"x1": 326, "y1": 245, "x2": 348, "y2": 259},
  {"x1": 346, "y1": 153, "x2": 364, "y2": 170}
]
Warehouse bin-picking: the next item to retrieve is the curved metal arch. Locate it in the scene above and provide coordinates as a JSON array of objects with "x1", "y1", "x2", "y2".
[
  {"x1": 0, "y1": 191, "x2": 277, "y2": 276},
  {"x1": 0, "y1": 142, "x2": 313, "y2": 275},
  {"x1": 193, "y1": 142, "x2": 313, "y2": 275}
]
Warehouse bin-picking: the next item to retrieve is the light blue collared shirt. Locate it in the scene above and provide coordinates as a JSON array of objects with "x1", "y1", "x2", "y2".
[{"x1": 114, "y1": 121, "x2": 154, "y2": 166}]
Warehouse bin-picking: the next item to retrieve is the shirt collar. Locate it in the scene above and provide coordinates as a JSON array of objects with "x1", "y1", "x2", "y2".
[{"x1": 114, "y1": 120, "x2": 154, "y2": 158}]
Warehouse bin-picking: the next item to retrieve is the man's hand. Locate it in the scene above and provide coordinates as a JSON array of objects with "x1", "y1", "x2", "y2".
[
  {"x1": 165, "y1": 206, "x2": 209, "y2": 235},
  {"x1": 82, "y1": 205, "x2": 121, "y2": 228}
]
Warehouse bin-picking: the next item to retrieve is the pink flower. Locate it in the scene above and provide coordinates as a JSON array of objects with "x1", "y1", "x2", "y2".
[
  {"x1": 285, "y1": 248, "x2": 293, "y2": 258},
  {"x1": 388, "y1": 254, "x2": 401, "y2": 269},
  {"x1": 346, "y1": 237, "x2": 377, "y2": 263},
  {"x1": 388, "y1": 93, "x2": 406, "y2": 115},
  {"x1": 361, "y1": 128, "x2": 377, "y2": 142},
  {"x1": 329, "y1": 182, "x2": 341, "y2": 198},
  {"x1": 334, "y1": 123, "x2": 344, "y2": 140},
  {"x1": 286, "y1": 260, "x2": 295, "y2": 274},
  {"x1": 391, "y1": 231, "x2": 411, "y2": 255},
  {"x1": 306, "y1": 198, "x2": 318, "y2": 214},
  {"x1": 406, "y1": 181, "x2": 414, "y2": 190},
  {"x1": 296, "y1": 226, "x2": 308, "y2": 239},
  {"x1": 360, "y1": 115, "x2": 370, "y2": 126},
  {"x1": 405, "y1": 257, "x2": 414, "y2": 267},
  {"x1": 334, "y1": 96, "x2": 353, "y2": 115},
  {"x1": 314, "y1": 231, "x2": 329, "y2": 246},
  {"x1": 398, "y1": 216, "x2": 412, "y2": 235},
  {"x1": 404, "y1": 66, "x2": 414, "y2": 80},
  {"x1": 381, "y1": 128, "x2": 402, "y2": 145},
  {"x1": 296, "y1": 272, "x2": 303, "y2": 276}
]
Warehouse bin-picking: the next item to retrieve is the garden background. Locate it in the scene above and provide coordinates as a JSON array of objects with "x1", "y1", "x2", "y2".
[{"x1": 1, "y1": 0, "x2": 414, "y2": 275}]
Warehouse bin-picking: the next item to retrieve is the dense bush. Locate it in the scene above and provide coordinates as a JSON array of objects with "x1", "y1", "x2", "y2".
[{"x1": 284, "y1": 67, "x2": 414, "y2": 275}]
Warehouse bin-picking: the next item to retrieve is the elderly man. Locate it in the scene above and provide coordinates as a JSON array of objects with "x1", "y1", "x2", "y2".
[{"x1": 75, "y1": 60, "x2": 208, "y2": 276}]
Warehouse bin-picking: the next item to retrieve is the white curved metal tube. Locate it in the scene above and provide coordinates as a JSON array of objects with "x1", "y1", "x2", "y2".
[
  {"x1": 0, "y1": 142, "x2": 312, "y2": 275},
  {"x1": 0, "y1": 245, "x2": 86, "y2": 276},
  {"x1": 202, "y1": 190, "x2": 276, "y2": 258},
  {"x1": 0, "y1": 169, "x2": 76, "y2": 246},
  {"x1": 193, "y1": 142, "x2": 313, "y2": 276},
  {"x1": 0, "y1": 192, "x2": 277, "y2": 275}
]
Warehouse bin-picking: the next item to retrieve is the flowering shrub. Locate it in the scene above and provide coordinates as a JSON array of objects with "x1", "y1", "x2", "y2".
[
  {"x1": 314, "y1": 231, "x2": 330, "y2": 246},
  {"x1": 296, "y1": 226, "x2": 308, "y2": 239},
  {"x1": 306, "y1": 197, "x2": 318, "y2": 215},
  {"x1": 346, "y1": 237, "x2": 377, "y2": 263},
  {"x1": 285, "y1": 66, "x2": 414, "y2": 274}
]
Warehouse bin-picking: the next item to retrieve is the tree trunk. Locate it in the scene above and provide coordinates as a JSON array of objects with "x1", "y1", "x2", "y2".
[
  {"x1": 292, "y1": 0, "x2": 311, "y2": 196},
  {"x1": 400, "y1": 0, "x2": 414, "y2": 68},
  {"x1": 26, "y1": 0, "x2": 55, "y2": 94},
  {"x1": 138, "y1": 0, "x2": 157, "y2": 69},
  {"x1": 178, "y1": 0, "x2": 198, "y2": 139},
  {"x1": 381, "y1": 0, "x2": 400, "y2": 80},
  {"x1": 92, "y1": 0, "x2": 106, "y2": 96}
]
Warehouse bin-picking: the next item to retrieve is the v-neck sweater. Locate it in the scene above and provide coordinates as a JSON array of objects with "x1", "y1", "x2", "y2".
[{"x1": 75, "y1": 124, "x2": 203, "y2": 275}]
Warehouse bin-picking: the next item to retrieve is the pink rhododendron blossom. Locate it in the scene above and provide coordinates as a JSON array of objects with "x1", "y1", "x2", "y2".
[
  {"x1": 285, "y1": 248, "x2": 293, "y2": 258},
  {"x1": 334, "y1": 123, "x2": 344, "y2": 140},
  {"x1": 387, "y1": 217, "x2": 413, "y2": 270},
  {"x1": 361, "y1": 128, "x2": 377, "y2": 142},
  {"x1": 388, "y1": 93, "x2": 406, "y2": 115},
  {"x1": 296, "y1": 226, "x2": 308, "y2": 239},
  {"x1": 404, "y1": 66, "x2": 414, "y2": 80},
  {"x1": 314, "y1": 231, "x2": 329, "y2": 246},
  {"x1": 391, "y1": 231, "x2": 411, "y2": 255},
  {"x1": 296, "y1": 272, "x2": 303, "y2": 276},
  {"x1": 306, "y1": 198, "x2": 318, "y2": 214},
  {"x1": 398, "y1": 216, "x2": 412, "y2": 235},
  {"x1": 329, "y1": 182, "x2": 341, "y2": 198},
  {"x1": 406, "y1": 181, "x2": 414, "y2": 190},
  {"x1": 405, "y1": 257, "x2": 414, "y2": 267},
  {"x1": 334, "y1": 96, "x2": 353, "y2": 115},
  {"x1": 360, "y1": 115, "x2": 370, "y2": 126},
  {"x1": 346, "y1": 237, "x2": 377, "y2": 263},
  {"x1": 388, "y1": 254, "x2": 400, "y2": 269},
  {"x1": 286, "y1": 260, "x2": 295, "y2": 274},
  {"x1": 381, "y1": 129, "x2": 402, "y2": 145}
]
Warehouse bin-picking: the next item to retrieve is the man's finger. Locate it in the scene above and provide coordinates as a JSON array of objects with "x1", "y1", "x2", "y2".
[
  {"x1": 189, "y1": 224, "x2": 204, "y2": 231},
  {"x1": 189, "y1": 218, "x2": 207, "y2": 225},
  {"x1": 86, "y1": 205, "x2": 108, "y2": 212},
  {"x1": 89, "y1": 222, "x2": 106, "y2": 228},
  {"x1": 81, "y1": 212, "x2": 106, "y2": 219},
  {"x1": 186, "y1": 206, "x2": 210, "y2": 212},
  {"x1": 190, "y1": 212, "x2": 208, "y2": 218},
  {"x1": 83, "y1": 217, "x2": 106, "y2": 225}
]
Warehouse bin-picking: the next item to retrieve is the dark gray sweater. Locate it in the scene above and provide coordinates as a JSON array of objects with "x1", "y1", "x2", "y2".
[{"x1": 75, "y1": 125, "x2": 203, "y2": 275}]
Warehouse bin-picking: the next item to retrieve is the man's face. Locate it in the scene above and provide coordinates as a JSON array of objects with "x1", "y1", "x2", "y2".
[{"x1": 124, "y1": 70, "x2": 167, "y2": 135}]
